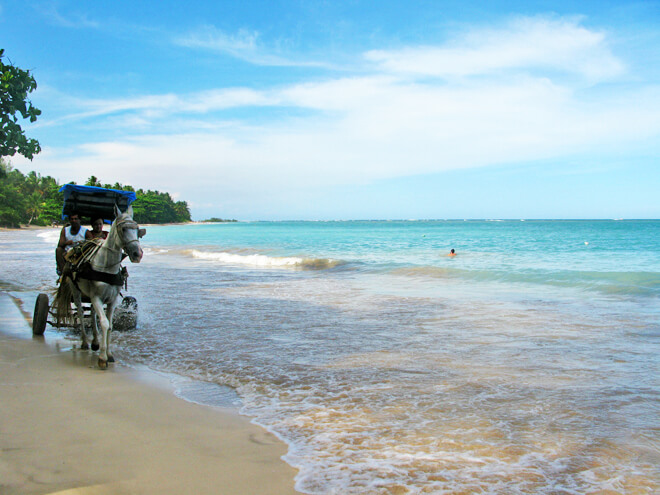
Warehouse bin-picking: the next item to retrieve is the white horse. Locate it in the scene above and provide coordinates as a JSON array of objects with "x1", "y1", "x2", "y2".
[{"x1": 55, "y1": 205, "x2": 144, "y2": 369}]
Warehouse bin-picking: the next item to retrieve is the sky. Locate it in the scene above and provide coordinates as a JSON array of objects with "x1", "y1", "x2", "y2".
[{"x1": 2, "y1": 0, "x2": 659, "y2": 220}]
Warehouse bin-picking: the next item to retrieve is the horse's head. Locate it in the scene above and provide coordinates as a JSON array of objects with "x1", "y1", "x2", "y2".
[{"x1": 113, "y1": 204, "x2": 144, "y2": 263}]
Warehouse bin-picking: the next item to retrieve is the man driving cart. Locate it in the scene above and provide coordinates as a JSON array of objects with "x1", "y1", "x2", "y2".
[{"x1": 55, "y1": 210, "x2": 87, "y2": 275}]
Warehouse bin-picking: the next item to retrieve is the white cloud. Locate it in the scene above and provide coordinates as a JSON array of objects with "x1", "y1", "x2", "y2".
[
  {"x1": 174, "y1": 25, "x2": 330, "y2": 68},
  {"x1": 365, "y1": 17, "x2": 624, "y2": 81},
  {"x1": 21, "y1": 15, "x2": 660, "y2": 218},
  {"x1": 28, "y1": 76, "x2": 659, "y2": 184},
  {"x1": 32, "y1": 88, "x2": 281, "y2": 131},
  {"x1": 175, "y1": 26, "x2": 259, "y2": 55},
  {"x1": 39, "y1": 4, "x2": 100, "y2": 29},
  {"x1": 185, "y1": 88, "x2": 278, "y2": 112}
]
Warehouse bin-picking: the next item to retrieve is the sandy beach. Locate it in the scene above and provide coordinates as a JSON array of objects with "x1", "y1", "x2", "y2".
[{"x1": 0, "y1": 293, "x2": 299, "y2": 495}]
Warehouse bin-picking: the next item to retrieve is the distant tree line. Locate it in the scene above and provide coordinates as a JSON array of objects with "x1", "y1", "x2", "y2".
[
  {"x1": 0, "y1": 161, "x2": 192, "y2": 227},
  {"x1": 202, "y1": 217, "x2": 237, "y2": 223},
  {"x1": 84, "y1": 175, "x2": 191, "y2": 225}
]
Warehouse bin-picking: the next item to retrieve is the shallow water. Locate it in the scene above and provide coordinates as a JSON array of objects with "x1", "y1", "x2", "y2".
[{"x1": 2, "y1": 220, "x2": 659, "y2": 494}]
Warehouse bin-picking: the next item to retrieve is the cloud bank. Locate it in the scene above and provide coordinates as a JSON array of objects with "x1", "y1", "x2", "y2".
[{"x1": 21, "y1": 16, "x2": 660, "y2": 218}]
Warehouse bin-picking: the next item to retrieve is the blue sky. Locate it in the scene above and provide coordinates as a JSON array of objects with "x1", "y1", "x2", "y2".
[{"x1": 2, "y1": 0, "x2": 659, "y2": 220}]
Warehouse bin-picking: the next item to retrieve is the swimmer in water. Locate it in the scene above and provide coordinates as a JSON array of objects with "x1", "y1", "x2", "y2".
[{"x1": 448, "y1": 249, "x2": 456, "y2": 257}]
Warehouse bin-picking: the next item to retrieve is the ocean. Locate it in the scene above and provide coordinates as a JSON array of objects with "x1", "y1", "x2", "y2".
[{"x1": 1, "y1": 219, "x2": 659, "y2": 494}]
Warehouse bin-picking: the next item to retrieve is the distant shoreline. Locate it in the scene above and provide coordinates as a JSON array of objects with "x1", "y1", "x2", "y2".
[
  {"x1": 0, "y1": 224, "x2": 59, "y2": 232},
  {"x1": 2, "y1": 218, "x2": 657, "y2": 232},
  {"x1": 0, "y1": 220, "x2": 242, "y2": 231}
]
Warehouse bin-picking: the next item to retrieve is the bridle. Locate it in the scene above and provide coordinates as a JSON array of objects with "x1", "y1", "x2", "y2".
[
  {"x1": 103, "y1": 216, "x2": 142, "y2": 257},
  {"x1": 115, "y1": 216, "x2": 142, "y2": 253},
  {"x1": 87, "y1": 213, "x2": 143, "y2": 275}
]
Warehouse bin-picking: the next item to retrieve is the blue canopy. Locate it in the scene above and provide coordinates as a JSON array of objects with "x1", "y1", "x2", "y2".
[{"x1": 60, "y1": 184, "x2": 137, "y2": 221}]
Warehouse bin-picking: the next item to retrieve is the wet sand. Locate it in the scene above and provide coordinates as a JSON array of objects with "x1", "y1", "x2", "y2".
[{"x1": 0, "y1": 293, "x2": 299, "y2": 495}]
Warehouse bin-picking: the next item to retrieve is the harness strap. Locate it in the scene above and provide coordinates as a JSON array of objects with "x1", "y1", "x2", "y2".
[{"x1": 74, "y1": 263, "x2": 128, "y2": 287}]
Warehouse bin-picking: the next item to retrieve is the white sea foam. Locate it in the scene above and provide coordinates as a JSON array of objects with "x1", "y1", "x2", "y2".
[
  {"x1": 191, "y1": 249, "x2": 304, "y2": 267},
  {"x1": 142, "y1": 247, "x2": 169, "y2": 256},
  {"x1": 37, "y1": 230, "x2": 60, "y2": 243},
  {"x1": 188, "y1": 249, "x2": 341, "y2": 270}
]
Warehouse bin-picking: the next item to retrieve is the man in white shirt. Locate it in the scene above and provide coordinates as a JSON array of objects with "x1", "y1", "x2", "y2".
[{"x1": 55, "y1": 212, "x2": 87, "y2": 274}]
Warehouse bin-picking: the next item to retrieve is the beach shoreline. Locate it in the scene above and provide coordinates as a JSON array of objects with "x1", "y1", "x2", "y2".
[
  {"x1": 0, "y1": 225, "x2": 60, "y2": 232},
  {"x1": 0, "y1": 292, "x2": 300, "y2": 495},
  {"x1": 0, "y1": 220, "x2": 238, "y2": 233}
]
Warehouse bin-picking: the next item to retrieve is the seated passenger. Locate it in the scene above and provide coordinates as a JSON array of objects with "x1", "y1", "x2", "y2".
[
  {"x1": 55, "y1": 211, "x2": 87, "y2": 274},
  {"x1": 86, "y1": 216, "x2": 108, "y2": 240}
]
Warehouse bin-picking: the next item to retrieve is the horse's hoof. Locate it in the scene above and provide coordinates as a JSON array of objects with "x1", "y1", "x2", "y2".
[
  {"x1": 80, "y1": 343, "x2": 89, "y2": 350},
  {"x1": 98, "y1": 358, "x2": 108, "y2": 370},
  {"x1": 91, "y1": 343, "x2": 100, "y2": 351},
  {"x1": 107, "y1": 355, "x2": 115, "y2": 363}
]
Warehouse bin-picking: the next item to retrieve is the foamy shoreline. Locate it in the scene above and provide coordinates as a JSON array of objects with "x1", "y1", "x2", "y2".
[{"x1": 0, "y1": 292, "x2": 299, "y2": 495}]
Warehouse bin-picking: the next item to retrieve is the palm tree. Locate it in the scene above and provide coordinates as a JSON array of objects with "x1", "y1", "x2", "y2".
[
  {"x1": 85, "y1": 176, "x2": 102, "y2": 187},
  {"x1": 25, "y1": 191, "x2": 43, "y2": 225}
]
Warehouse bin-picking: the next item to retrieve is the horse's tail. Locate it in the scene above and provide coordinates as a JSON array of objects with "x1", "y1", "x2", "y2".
[{"x1": 53, "y1": 277, "x2": 74, "y2": 326}]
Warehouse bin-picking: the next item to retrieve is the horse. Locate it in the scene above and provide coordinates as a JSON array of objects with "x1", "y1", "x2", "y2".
[{"x1": 54, "y1": 205, "x2": 144, "y2": 369}]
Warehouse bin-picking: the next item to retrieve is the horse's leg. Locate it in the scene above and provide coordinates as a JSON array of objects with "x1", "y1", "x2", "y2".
[
  {"x1": 104, "y1": 298, "x2": 118, "y2": 363},
  {"x1": 72, "y1": 288, "x2": 89, "y2": 350},
  {"x1": 90, "y1": 296, "x2": 110, "y2": 369},
  {"x1": 90, "y1": 305, "x2": 100, "y2": 351}
]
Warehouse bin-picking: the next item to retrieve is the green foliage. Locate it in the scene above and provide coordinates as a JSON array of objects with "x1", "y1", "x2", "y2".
[
  {"x1": 203, "y1": 217, "x2": 237, "y2": 222},
  {"x1": 85, "y1": 175, "x2": 101, "y2": 187},
  {"x1": 0, "y1": 158, "x2": 61, "y2": 227},
  {"x1": 86, "y1": 176, "x2": 192, "y2": 225},
  {"x1": 0, "y1": 167, "x2": 193, "y2": 227},
  {"x1": 1, "y1": 49, "x2": 42, "y2": 160}
]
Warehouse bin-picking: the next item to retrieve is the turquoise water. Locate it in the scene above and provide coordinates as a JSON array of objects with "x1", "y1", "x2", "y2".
[
  {"x1": 1, "y1": 220, "x2": 659, "y2": 494},
  {"x1": 144, "y1": 220, "x2": 660, "y2": 297}
]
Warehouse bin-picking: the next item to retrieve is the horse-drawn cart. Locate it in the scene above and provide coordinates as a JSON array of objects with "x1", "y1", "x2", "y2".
[
  {"x1": 32, "y1": 292, "x2": 138, "y2": 336},
  {"x1": 32, "y1": 185, "x2": 144, "y2": 367}
]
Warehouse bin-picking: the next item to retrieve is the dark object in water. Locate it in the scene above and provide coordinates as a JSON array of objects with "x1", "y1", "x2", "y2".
[
  {"x1": 33, "y1": 293, "x2": 49, "y2": 336},
  {"x1": 113, "y1": 296, "x2": 138, "y2": 331}
]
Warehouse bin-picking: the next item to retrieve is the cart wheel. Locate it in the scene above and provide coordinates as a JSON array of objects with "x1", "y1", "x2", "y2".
[{"x1": 33, "y1": 293, "x2": 49, "y2": 336}]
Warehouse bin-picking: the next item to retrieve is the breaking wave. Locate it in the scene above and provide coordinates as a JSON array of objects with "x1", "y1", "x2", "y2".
[{"x1": 189, "y1": 249, "x2": 342, "y2": 270}]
